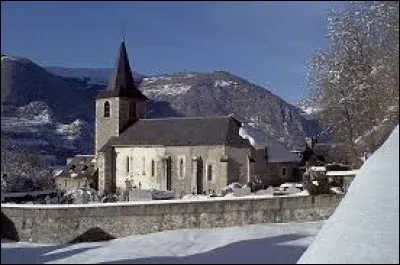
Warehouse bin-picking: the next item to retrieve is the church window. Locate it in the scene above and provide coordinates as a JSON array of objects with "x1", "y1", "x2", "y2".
[
  {"x1": 281, "y1": 167, "x2": 287, "y2": 177},
  {"x1": 142, "y1": 157, "x2": 146, "y2": 175},
  {"x1": 207, "y1": 165, "x2": 213, "y2": 181},
  {"x1": 179, "y1": 159, "x2": 184, "y2": 178},
  {"x1": 126, "y1": 156, "x2": 130, "y2": 174},
  {"x1": 151, "y1": 160, "x2": 155, "y2": 177},
  {"x1": 64, "y1": 180, "x2": 68, "y2": 187},
  {"x1": 104, "y1": 101, "x2": 110, "y2": 117}
]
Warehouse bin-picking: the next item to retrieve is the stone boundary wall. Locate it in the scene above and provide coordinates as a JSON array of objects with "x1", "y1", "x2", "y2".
[{"x1": 1, "y1": 194, "x2": 344, "y2": 243}]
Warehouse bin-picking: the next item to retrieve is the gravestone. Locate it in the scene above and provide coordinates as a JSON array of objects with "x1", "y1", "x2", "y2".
[
  {"x1": 129, "y1": 189, "x2": 152, "y2": 201},
  {"x1": 233, "y1": 186, "x2": 251, "y2": 197},
  {"x1": 152, "y1": 190, "x2": 175, "y2": 200},
  {"x1": 286, "y1": 185, "x2": 301, "y2": 194},
  {"x1": 256, "y1": 186, "x2": 275, "y2": 196}
]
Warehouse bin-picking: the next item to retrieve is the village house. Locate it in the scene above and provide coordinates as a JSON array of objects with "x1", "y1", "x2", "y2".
[
  {"x1": 57, "y1": 41, "x2": 300, "y2": 196},
  {"x1": 55, "y1": 155, "x2": 98, "y2": 190}
]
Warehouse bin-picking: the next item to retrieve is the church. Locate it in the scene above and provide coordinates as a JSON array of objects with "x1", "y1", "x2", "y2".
[{"x1": 56, "y1": 41, "x2": 300, "y2": 196}]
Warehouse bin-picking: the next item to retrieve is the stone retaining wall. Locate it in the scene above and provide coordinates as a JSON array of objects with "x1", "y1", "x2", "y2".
[{"x1": 1, "y1": 194, "x2": 343, "y2": 243}]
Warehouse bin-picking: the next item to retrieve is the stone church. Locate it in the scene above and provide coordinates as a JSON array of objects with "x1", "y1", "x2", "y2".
[{"x1": 57, "y1": 41, "x2": 299, "y2": 196}]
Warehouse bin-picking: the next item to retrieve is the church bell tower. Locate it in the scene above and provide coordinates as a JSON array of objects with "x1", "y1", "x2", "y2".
[{"x1": 95, "y1": 41, "x2": 149, "y2": 154}]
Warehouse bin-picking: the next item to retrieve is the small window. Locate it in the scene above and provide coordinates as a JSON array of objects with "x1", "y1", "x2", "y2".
[
  {"x1": 151, "y1": 160, "x2": 155, "y2": 177},
  {"x1": 179, "y1": 159, "x2": 184, "y2": 178},
  {"x1": 69, "y1": 165, "x2": 76, "y2": 172},
  {"x1": 207, "y1": 165, "x2": 213, "y2": 181},
  {"x1": 282, "y1": 167, "x2": 287, "y2": 176},
  {"x1": 78, "y1": 181, "x2": 81, "y2": 188},
  {"x1": 126, "y1": 156, "x2": 130, "y2": 174},
  {"x1": 104, "y1": 101, "x2": 110, "y2": 117},
  {"x1": 64, "y1": 180, "x2": 68, "y2": 187}
]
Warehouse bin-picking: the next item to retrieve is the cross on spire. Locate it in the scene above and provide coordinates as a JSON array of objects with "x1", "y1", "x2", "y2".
[{"x1": 96, "y1": 39, "x2": 148, "y2": 101}]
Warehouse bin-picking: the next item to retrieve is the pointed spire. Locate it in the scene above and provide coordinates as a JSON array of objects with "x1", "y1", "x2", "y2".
[
  {"x1": 121, "y1": 23, "x2": 126, "y2": 42},
  {"x1": 97, "y1": 41, "x2": 148, "y2": 100}
]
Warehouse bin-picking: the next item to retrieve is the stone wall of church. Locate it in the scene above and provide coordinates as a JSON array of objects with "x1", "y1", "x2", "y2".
[
  {"x1": 113, "y1": 145, "x2": 228, "y2": 196},
  {"x1": 95, "y1": 97, "x2": 138, "y2": 154},
  {"x1": 256, "y1": 162, "x2": 296, "y2": 187},
  {"x1": 101, "y1": 144, "x2": 298, "y2": 195},
  {"x1": 95, "y1": 97, "x2": 121, "y2": 153},
  {"x1": 225, "y1": 146, "x2": 252, "y2": 184}
]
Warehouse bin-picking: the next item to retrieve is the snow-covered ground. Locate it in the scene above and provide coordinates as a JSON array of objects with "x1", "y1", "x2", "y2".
[
  {"x1": 298, "y1": 126, "x2": 399, "y2": 264},
  {"x1": 1, "y1": 221, "x2": 323, "y2": 264}
]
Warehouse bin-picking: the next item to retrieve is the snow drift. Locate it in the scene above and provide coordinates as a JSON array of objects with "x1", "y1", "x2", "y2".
[{"x1": 298, "y1": 126, "x2": 399, "y2": 264}]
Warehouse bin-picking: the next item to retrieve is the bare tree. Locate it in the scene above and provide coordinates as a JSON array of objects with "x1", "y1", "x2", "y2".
[
  {"x1": 1, "y1": 138, "x2": 55, "y2": 192},
  {"x1": 306, "y1": 1, "x2": 399, "y2": 165}
]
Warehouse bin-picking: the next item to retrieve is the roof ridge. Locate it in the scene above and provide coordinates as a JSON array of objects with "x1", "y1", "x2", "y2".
[{"x1": 138, "y1": 115, "x2": 234, "y2": 121}]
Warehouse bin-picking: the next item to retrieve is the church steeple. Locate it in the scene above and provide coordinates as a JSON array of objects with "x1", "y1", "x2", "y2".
[
  {"x1": 95, "y1": 40, "x2": 149, "y2": 154},
  {"x1": 97, "y1": 41, "x2": 148, "y2": 100}
]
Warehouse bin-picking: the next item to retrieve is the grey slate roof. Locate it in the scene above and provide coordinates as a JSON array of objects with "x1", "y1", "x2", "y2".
[
  {"x1": 240, "y1": 124, "x2": 299, "y2": 163},
  {"x1": 99, "y1": 116, "x2": 250, "y2": 151},
  {"x1": 57, "y1": 155, "x2": 97, "y2": 179},
  {"x1": 264, "y1": 138, "x2": 300, "y2": 163},
  {"x1": 96, "y1": 41, "x2": 148, "y2": 101},
  {"x1": 98, "y1": 115, "x2": 299, "y2": 163}
]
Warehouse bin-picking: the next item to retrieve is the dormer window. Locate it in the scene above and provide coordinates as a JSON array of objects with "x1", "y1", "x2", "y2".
[
  {"x1": 104, "y1": 101, "x2": 110, "y2": 117},
  {"x1": 69, "y1": 165, "x2": 76, "y2": 172}
]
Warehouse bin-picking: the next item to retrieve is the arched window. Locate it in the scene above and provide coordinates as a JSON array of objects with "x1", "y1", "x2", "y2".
[
  {"x1": 180, "y1": 159, "x2": 184, "y2": 178},
  {"x1": 126, "y1": 156, "x2": 130, "y2": 174},
  {"x1": 104, "y1": 101, "x2": 110, "y2": 117},
  {"x1": 281, "y1": 167, "x2": 287, "y2": 177}
]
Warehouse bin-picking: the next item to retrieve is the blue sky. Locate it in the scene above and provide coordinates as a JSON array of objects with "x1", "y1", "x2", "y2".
[{"x1": 1, "y1": 1, "x2": 346, "y2": 104}]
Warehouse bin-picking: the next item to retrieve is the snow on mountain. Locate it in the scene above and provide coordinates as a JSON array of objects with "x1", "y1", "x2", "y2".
[
  {"x1": 214, "y1": 80, "x2": 234, "y2": 87},
  {"x1": 298, "y1": 125, "x2": 399, "y2": 264},
  {"x1": 56, "y1": 119, "x2": 90, "y2": 141},
  {"x1": 143, "y1": 83, "x2": 192, "y2": 97},
  {"x1": 17, "y1": 101, "x2": 53, "y2": 124},
  {"x1": 299, "y1": 106, "x2": 320, "y2": 116}
]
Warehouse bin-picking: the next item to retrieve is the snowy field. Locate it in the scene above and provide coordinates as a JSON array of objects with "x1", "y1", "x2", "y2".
[{"x1": 1, "y1": 221, "x2": 323, "y2": 264}]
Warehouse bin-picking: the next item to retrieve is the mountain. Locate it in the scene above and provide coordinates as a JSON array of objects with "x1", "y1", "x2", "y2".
[
  {"x1": 137, "y1": 71, "x2": 311, "y2": 149},
  {"x1": 2, "y1": 55, "x2": 318, "y2": 166},
  {"x1": 1, "y1": 56, "x2": 100, "y2": 165},
  {"x1": 1, "y1": 56, "x2": 102, "y2": 123},
  {"x1": 45, "y1": 66, "x2": 145, "y2": 85}
]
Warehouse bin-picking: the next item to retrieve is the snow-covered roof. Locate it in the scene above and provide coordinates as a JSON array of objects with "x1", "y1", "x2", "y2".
[
  {"x1": 298, "y1": 126, "x2": 399, "y2": 264},
  {"x1": 309, "y1": 166, "x2": 326, "y2": 172},
  {"x1": 326, "y1": 170, "x2": 359, "y2": 176},
  {"x1": 239, "y1": 124, "x2": 299, "y2": 163}
]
